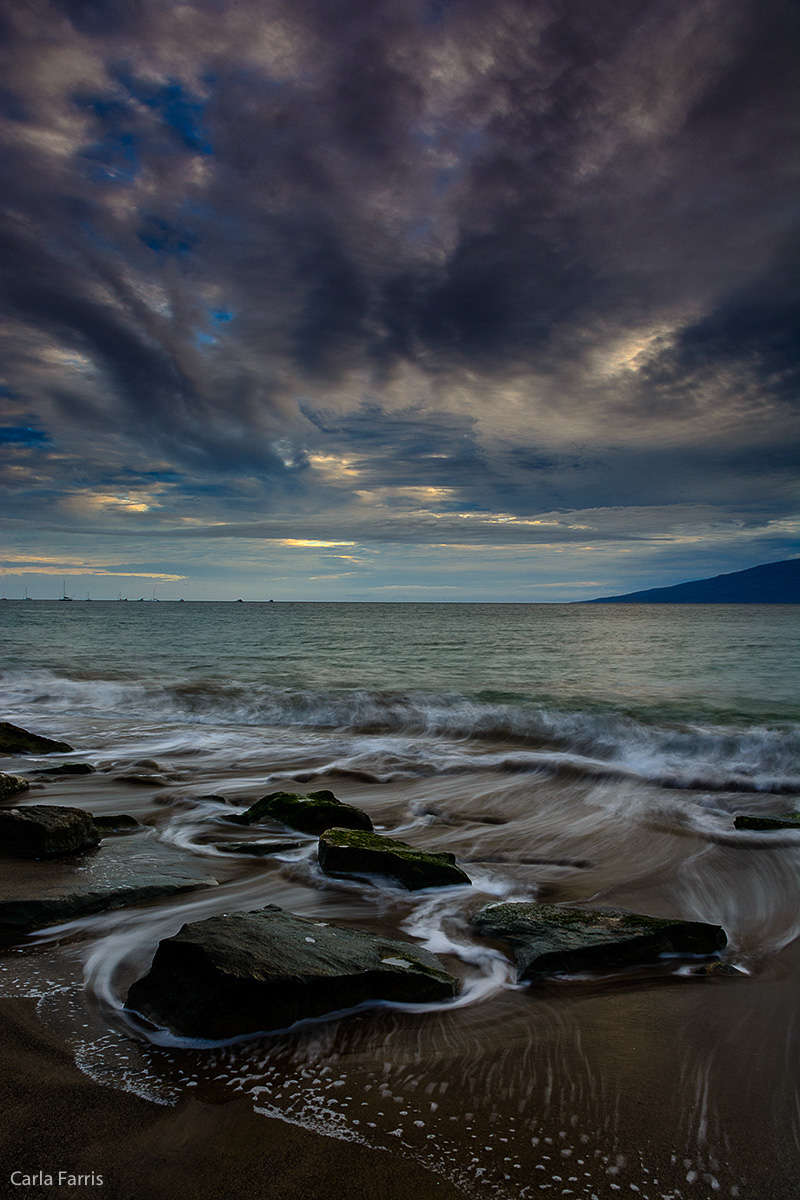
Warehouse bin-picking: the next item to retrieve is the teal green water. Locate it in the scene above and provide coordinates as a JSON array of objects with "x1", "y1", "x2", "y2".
[{"x1": 1, "y1": 600, "x2": 798, "y2": 722}]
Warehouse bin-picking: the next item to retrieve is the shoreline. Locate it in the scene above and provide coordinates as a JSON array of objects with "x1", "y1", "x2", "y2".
[{"x1": 0, "y1": 998, "x2": 465, "y2": 1200}]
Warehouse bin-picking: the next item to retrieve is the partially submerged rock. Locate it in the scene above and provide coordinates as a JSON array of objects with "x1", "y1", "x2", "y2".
[
  {"x1": 0, "y1": 773, "x2": 30, "y2": 802},
  {"x1": 0, "y1": 721, "x2": 73, "y2": 755},
  {"x1": 0, "y1": 840, "x2": 217, "y2": 935},
  {"x1": 471, "y1": 902, "x2": 727, "y2": 981},
  {"x1": 93, "y1": 813, "x2": 142, "y2": 833},
  {"x1": 113, "y1": 773, "x2": 167, "y2": 787},
  {"x1": 319, "y1": 828, "x2": 471, "y2": 891},
  {"x1": 125, "y1": 905, "x2": 458, "y2": 1039},
  {"x1": 689, "y1": 961, "x2": 744, "y2": 977},
  {"x1": 733, "y1": 811, "x2": 800, "y2": 831},
  {"x1": 0, "y1": 804, "x2": 100, "y2": 859},
  {"x1": 217, "y1": 839, "x2": 306, "y2": 856},
  {"x1": 233, "y1": 789, "x2": 373, "y2": 835},
  {"x1": 36, "y1": 763, "x2": 96, "y2": 776}
]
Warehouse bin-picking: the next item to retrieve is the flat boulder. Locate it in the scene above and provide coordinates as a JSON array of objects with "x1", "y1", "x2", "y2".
[
  {"x1": 217, "y1": 839, "x2": 306, "y2": 856},
  {"x1": 93, "y1": 813, "x2": 142, "y2": 834},
  {"x1": 471, "y1": 902, "x2": 726, "y2": 981},
  {"x1": 0, "y1": 773, "x2": 30, "y2": 802},
  {"x1": 233, "y1": 789, "x2": 373, "y2": 835},
  {"x1": 125, "y1": 905, "x2": 458, "y2": 1039},
  {"x1": 319, "y1": 828, "x2": 471, "y2": 891},
  {"x1": 0, "y1": 839, "x2": 217, "y2": 935},
  {"x1": 0, "y1": 804, "x2": 100, "y2": 859},
  {"x1": 734, "y1": 811, "x2": 800, "y2": 831},
  {"x1": 0, "y1": 721, "x2": 73, "y2": 755},
  {"x1": 36, "y1": 763, "x2": 96, "y2": 776}
]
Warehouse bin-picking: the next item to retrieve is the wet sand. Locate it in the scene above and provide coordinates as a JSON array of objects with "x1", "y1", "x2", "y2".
[
  {"x1": 0, "y1": 998, "x2": 464, "y2": 1200},
  {"x1": 2, "y1": 961, "x2": 798, "y2": 1200}
]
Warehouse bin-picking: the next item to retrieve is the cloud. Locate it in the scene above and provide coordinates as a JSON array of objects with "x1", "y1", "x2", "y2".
[{"x1": 0, "y1": 0, "x2": 797, "y2": 595}]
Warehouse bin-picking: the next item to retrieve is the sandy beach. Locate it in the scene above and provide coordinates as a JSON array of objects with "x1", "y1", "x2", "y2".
[
  {"x1": 0, "y1": 998, "x2": 467, "y2": 1200},
  {"x1": 2, "y1": 952, "x2": 798, "y2": 1200}
]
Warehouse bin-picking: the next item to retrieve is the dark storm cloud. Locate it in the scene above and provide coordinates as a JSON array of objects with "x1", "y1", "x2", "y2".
[
  {"x1": 657, "y1": 268, "x2": 800, "y2": 407},
  {"x1": 0, "y1": 0, "x2": 797, "y2": 546}
]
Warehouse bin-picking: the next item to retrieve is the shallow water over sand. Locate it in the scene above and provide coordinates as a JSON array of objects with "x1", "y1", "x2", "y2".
[{"x1": 1, "y1": 602, "x2": 798, "y2": 1197}]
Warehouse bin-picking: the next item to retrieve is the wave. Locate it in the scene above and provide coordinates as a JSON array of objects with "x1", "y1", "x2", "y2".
[{"x1": 2, "y1": 668, "x2": 798, "y2": 795}]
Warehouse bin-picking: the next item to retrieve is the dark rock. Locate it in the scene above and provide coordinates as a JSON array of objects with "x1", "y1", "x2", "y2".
[
  {"x1": 93, "y1": 814, "x2": 142, "y2": 833},
  {"x1": 0, "y1": 805, "x2": 100, "y2": 859},
  {"x1": 0, "y1": 841, "x2": 217, "y2": 935},
  {"x1": 733, "y1": 812, "x2": 800, "y2": 831},
  {"x1": 319, "y1": 828, "x2": 471, "y2": 891},
  {"x1": 233, "y1": 789, "x2": 373, "y2": 835},
  {"x1": 114, "y1": 774, "x2": 167, "y2": 787},
  {"x1": 217, "y1": 840, "x2": 306, "y2": 856},
  {"x1": 689, "y1": 961, "x2": 744, "y2": 977},
  {"x1": 471, "y1": 902, "x2": 727, "y2": 981},
  {"x1": 36, "y1": 763, "x2": 96, "y2": 776},
  {"x1": 0, "y1": 773, "x2": 30, "y2": 802},
  {"x1": 125, "y1": 905, "x2": 458, "y2": 1039},
  {"x1": 0, "y1": 721, "x2": 73, "y2": 755}
]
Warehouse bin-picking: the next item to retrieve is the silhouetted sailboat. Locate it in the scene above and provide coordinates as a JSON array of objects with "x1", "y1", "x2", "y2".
[{"x1": 59, "y1": 579, "x2": 72, "y2": 601}]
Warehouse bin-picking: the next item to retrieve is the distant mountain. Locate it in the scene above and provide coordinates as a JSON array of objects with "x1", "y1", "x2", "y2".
[{"x1": 586, "y1": 559, "x2": 799, "y2": 604}]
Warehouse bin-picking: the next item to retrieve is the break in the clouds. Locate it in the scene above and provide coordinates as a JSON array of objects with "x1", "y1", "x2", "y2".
[{"x1": 0, "y1": 0, "x2": 797, "y2": 599}]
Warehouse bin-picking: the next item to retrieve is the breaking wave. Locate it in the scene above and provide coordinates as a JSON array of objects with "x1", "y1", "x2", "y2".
[{"x1": 2, "y1": 668, "x2": 798, "y2": 796}]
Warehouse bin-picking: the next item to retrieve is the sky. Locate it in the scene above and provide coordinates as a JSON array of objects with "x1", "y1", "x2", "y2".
[{"x1": 0, "y1": 0, "x2": 798, "y2": 601}]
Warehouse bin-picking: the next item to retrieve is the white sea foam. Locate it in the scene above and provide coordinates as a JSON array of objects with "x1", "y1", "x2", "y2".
[{"x1": 2, "y1": 667, "x2": 797, "y2": 794}]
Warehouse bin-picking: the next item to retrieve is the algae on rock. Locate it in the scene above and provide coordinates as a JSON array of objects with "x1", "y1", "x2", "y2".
[
  {"x1": 319, "y1": 827, "x2": 471, "y2": 890},
  {"x1": 233, "y1": 789, "x2": 373, "y2": 835},
  {"x1": 472, "y1": 901, "x2": 726, "y2": 981},
  {"x1": 733, "y1": 811, "x2": 800, "y2": 831},
  {"x1": 0, "y1": 773, "x2": 30, "y2": 802}
]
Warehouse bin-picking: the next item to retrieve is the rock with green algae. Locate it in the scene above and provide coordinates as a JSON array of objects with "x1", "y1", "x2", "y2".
[
  {"x1": 0, "y1": 804, "x2": 100, "y2": 859},
  {"x1": 733, "y1": 812, "x2": 800, "y2": 831},
  {"x1": 318, "y1": 827, "x2": 471, "y2": 891},
  {"x1": 0, "y1": 773, "x2": 30, "y2": 802},
  {"x1": 125, "y1": 904, "x2": 458, "y2": 1039},
  {"x1": 232, "y1": 789, "x2": 373, "y2": 835},
  {"x1": 0, "y1": 721, "x2": 73, "y2": 755},
  {"x1": 471, "y1": 901, "x2": 727, "y2": 981}
]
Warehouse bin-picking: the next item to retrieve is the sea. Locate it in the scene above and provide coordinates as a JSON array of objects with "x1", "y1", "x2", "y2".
[{"x1": 1, "y1": 600, "x2": 799, "y2": 1199}]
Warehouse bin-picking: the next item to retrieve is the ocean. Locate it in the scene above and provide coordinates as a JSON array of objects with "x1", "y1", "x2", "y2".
[{"x1": 1, "y1": 601, "x2": 799, "y2": 1198}]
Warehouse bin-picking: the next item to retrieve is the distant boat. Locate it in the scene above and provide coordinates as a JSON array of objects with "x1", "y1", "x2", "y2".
[{"x1": 59, "y1": 579, "x2": 72, "y2": 601}]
